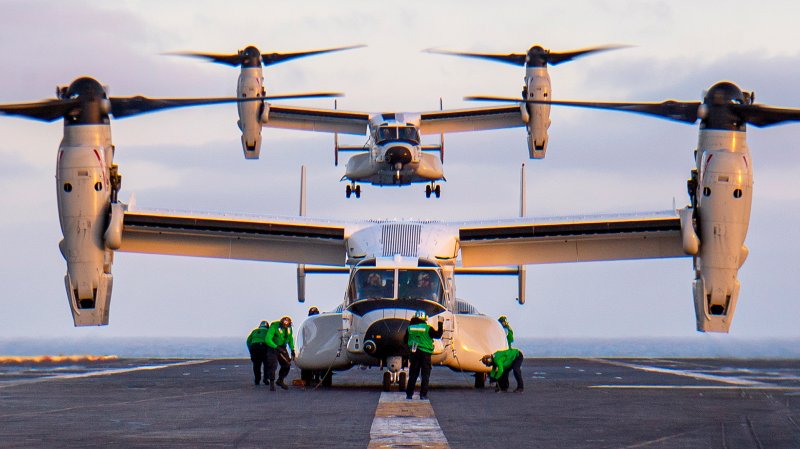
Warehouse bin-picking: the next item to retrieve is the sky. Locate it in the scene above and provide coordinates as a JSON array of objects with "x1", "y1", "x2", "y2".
[{"x1": 1, "y1": 0, "x2": 800, "y2": 341}]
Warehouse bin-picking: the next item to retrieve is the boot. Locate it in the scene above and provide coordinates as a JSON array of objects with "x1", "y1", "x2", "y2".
[
  {"x1": 514, "y1": 387, "x2": 524, "y2": 393},
  {"x1": 276, "y1": 378, "x2": 289, "y2": 390},
  {"x1": 269, "y1": 380, "x2": 276, "y2": 391}
]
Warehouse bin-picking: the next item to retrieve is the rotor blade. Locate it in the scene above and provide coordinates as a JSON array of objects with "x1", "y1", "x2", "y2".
[
  {"x1": 424, "y1": 48, "x2": 527, "y2": 66},
  {"x1": 164, "y1": 51, "x2": 244, "y2": 66},
  {"x1": 109, "y1": 96, "x2": 263, "y2": 118},
  {"x1": 261, "y1": 44, "x2": 366, "y2": 66},
  {"x1": 730, "y1": 104, "x2": 800, "y2": 127},
  {"x1": 547, "y1": 44, "x2": 631, "y2": 65},
  {"x1": 110, "y1": 92, "x2": 342, "y2": 119},
  {"x1": 465, "y1": 96, "x2": 701, "y2": 123},
  {"x1": 262, "y1": 92, "x2": 343, "y2": 101},
  {"x1": 0, "y1": 98, "x2": 79, "y2": 122}
]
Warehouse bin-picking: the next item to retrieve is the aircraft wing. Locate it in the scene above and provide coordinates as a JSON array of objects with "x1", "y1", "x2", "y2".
[
  {"x1": 456, "y1": 211, "x2": 688, "y2": 267},
  {"x1": 264, "y1": 105, "x2": 371, "y2": 135},
  {"x1": 118, "y1": 209, "x2": 351, "y2": 265},
  {"x1": 418, "y1": 105, "x2": 525, "y2": 134}
]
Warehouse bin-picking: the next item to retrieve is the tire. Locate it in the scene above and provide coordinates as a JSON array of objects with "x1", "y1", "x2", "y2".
[
  {"x1": 321, "y1": 370, "x2": 333, "y2": 388},
  {"x1": 346, "y1": 185, "x2": 352, "y2": 198},
  {"x1": 474, "y1": 372, "x2": 486, "y2": 389},
  {"x1": 425, "y1": 185, "x2": 431, "y2": 198},
  {"x1": 398, "y1": 371, "x2": 407, "y2": 391},
  {"x1": 382, "y1": 371, "x2": 392, "y2": 392},
  {"x1": 300, "y1": 369, "x2": 313, "y2": 384}
]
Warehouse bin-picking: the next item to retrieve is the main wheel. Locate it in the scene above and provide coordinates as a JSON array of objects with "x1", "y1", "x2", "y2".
[
  {"x1": 474, "y1": 372, "x2": 486, "y2": 389},
  {"x1": 300, "y1": 369, "x2": 313, "y2": 385},
  {"x1": 355, "y1": 185, "x2": 361, "y2": 199},
  {"x1": 321, "y1": 370, "x2": 333, "y2": 388},
  {"x1": 346, "y1": 185, "x2": 352, "y2": 198},
  {"x1": 425, "y1": 185, "x2": 432, "y2": 198},
  {"x1": 434, "y1": 185, "x2": 441, "y2": 198},
  {"x1": 382, "y1": 372, "x2": 392, "y2": 392},
  {"x1": 398, "y1": 371, "x2": 407, "y2": 391}
]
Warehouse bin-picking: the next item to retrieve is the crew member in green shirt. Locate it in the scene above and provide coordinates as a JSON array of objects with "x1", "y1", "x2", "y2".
[
  {"x1": 481, "y1": 348, "x2": 524, "y2": 393},
  {"x1": 265, "y1": 316, "x2": 295, "y2": 391},
  {"x1": 404, "y1": 310, "x2": 444, "y2": 400},
  {"x1": 499, "y1": 315, "x2": 514, "y2": 348},
  {"x1": 245, "y1": 320, "x2": 270, "y2": 385}
]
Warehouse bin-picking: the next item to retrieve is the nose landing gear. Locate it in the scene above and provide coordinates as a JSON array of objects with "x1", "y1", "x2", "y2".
[
  {"x1": 425, "y1": 183, "x2": 441, "y2": 199},
  {"x1": 382, "y1": 370, "x2": 409, "y2": 392},
  {"x1": 345, "y1": 183, "x2": 361, "y2": 199}
]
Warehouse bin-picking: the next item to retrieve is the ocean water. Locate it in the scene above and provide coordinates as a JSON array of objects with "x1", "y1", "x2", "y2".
[{"x1": 1, "y1": 337, "x2": 799, "y2": 359}]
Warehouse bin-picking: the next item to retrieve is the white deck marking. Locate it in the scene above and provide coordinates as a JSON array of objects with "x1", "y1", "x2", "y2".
[
  {"x1": 0, "y1": 360, "x2": 209, "y2": 389},
  {"x1": 591, "y1": 385, "x2": 800, "y2": 390},
  {"x1": 589, "y1": 358, "x2": 768, "y2": 386},
  {"x1": 368, "y1": 391, "x2": 450, "y2": 449}
]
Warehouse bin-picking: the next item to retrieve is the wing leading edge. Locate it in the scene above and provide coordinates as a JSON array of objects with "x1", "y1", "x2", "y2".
[
  {"x1": 119, "y1": 210, "x2": 348, "y2": 266},
  {"x1": 419, "y1": 105, "x2": 525, "y2": 134},
  {"x1": 457, "y1": 212, "x2": 687, "y2": 267}
]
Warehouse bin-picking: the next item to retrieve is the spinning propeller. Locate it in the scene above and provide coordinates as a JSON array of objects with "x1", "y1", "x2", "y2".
[
  {"x1": 0, "y1": 77, "x2": 341, "y2": 123},
  {"x1": 425, "y1": 44, "x2": 628, "y2": 67},
  {"x1": 467, "y1": 82, "x2": 800, "y2": 129},
  {"x1": 168, "y1": 44, "x2": 366, "y2": 68}
]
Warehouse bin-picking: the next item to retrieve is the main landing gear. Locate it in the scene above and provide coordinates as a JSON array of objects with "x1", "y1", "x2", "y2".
[
  {"x1": 345, "y1": 183, "x2": 361, "y2": 199},
  {"x1": 382, "y1": 370, "x2": 408, "y2": 392},
  {"x1": 425, "y1": 183, "x2": 441, "y2": 198}
]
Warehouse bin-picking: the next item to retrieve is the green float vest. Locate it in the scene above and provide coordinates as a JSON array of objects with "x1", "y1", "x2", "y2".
[{"x1": 407, "y1": 323, "x2": 434, "y2": 353}]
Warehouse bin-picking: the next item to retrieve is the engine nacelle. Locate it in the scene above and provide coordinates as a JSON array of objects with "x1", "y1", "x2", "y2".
[
  {"x1": 523, "y1": 67, "x2": 552, "y2": 159},
  {"x1": 237, "y1": 67, "x2": 265, "y2": 159},
  {"x1": 691, "y1": 145, "x2": 752, "y2": 332},
  {"x1": 56, "y1": 125, "x2": 120, "y2": 326}
]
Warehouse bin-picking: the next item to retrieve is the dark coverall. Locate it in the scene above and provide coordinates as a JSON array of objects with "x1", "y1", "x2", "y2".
[
  {"x1": 246, "y1": 325, "x2": 269, "y2": 385},
  {"x1": 265, "y1": 321, "x2": 295, "y2": 385},
  {"x1": 490, "y1": 348, "x2": 524, "y2": 391},
  {"x1": 404, "y1": 317, "x2": 444, "y2": 399}
]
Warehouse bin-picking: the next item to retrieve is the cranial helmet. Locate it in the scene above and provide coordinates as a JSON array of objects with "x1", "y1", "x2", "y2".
[
  {"x1": 308, "y1": 307, "x2": 320, "y2": 316},
  {"x1": 498, "y1": 315, "x2": 508, "y2": 324},
  {"x1": 281, "y1": 316, "x2": 293, "y2": 327},
  {"x1": 481, "y1": 355, "x2": 494, "y2": 366},
  {"x1": 414, "y1": 310, "x2": 427, "y2": 320},
  {"x1": 259, "y1": 320, "x2": 269, "y2": 328}
]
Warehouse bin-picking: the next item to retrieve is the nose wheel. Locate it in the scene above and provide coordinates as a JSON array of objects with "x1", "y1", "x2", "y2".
[
  {"x1": 382, "y1": 370, "x2": 409, "y2": 392},
  {"x1": 425, "y1": 183, "x2": 441, "y2": 199},
  {"x1": 345, "y1": 183, "x2": 361, "y2": 199}
]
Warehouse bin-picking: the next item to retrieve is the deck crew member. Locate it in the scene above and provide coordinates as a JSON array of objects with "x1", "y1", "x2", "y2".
[
  {"x1": 482, "y1": 348, "x2": 524, "y2": 393},
  {"x1": 499, "y1": 315, "x2": 514, "y2": 348},
  {"x1": 265, "y1": 316, "x2": 295, "y2": 391},
  {"x1": 246, "y1": 320, "x2": 270, "y2": 385},
  {"x1": 405, "y1": 310, "x2": 444, "y2": 400}
]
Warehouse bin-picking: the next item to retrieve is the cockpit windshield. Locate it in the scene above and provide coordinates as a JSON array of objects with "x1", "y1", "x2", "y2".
[
  {"x1": 375, "y1": 126, "x2": 420, "y2": 145},
  {"x1": 349, "y1": 268, "x2": 443, "y2": 303},
  {"x1": 352, "y1": 269, "x2": 394, "y2": 301}
]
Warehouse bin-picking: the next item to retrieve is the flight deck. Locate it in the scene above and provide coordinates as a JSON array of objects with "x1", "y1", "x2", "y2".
[{"x1": 0, "y1": 358, "x2": 798, "y2": 448}]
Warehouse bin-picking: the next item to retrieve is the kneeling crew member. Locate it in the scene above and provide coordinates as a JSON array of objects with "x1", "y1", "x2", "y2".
[
  {"x1": 482, "y1": 348, "x2": 524, "y2": 392},
  {"x1": 405, "y1": 310, "x2": 444, "y2": 400},
  {"x1": 246, "y1": 320, "x2": 270, "y2": 385},
  {"x1": 265, "y1": 316, "x2": 295, "y2": 391}
]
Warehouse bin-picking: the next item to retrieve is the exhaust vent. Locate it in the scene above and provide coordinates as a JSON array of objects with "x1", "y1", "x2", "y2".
[{"x1": 381, "y1": 224, "x2": 421, "y2": 257}]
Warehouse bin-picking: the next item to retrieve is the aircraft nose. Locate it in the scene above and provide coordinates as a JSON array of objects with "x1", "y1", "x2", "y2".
[
  {"x1": 364, "y1": 318, "x2": 409, "y2": 358},
  {"x1": 385, "y1": 146, "x2": 412, "y2": 165}
]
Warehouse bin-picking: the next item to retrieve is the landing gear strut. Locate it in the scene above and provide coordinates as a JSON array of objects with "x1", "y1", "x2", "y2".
[
  {"x1": 425, "y1": 183, "x2": 441, "y2": 199},
  {"x1": 346, "y1": 183, "x2": 361, "y2": 199}
]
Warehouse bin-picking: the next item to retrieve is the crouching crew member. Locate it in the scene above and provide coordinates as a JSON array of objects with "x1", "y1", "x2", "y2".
[
  {"x1": 265, "y1": 316, "x2": 295, "y2": 391},
  {"x1": 405, "y1": 310, "x2": 444, "y2": 400},
  {"x1": 246, "y1": 320, "x2": 270, "y2": 385},
  {"x1": 482, "y1": 348, "x2": 524, "y2": 393}
]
